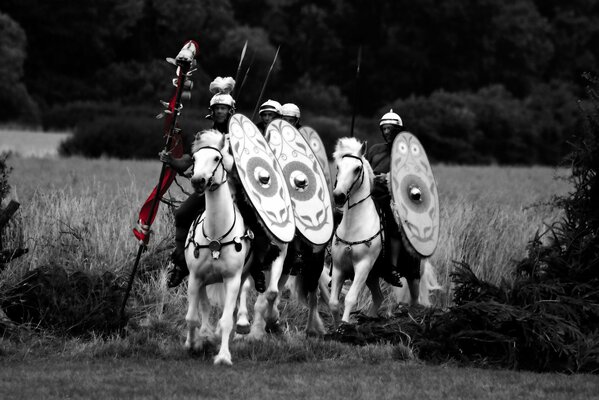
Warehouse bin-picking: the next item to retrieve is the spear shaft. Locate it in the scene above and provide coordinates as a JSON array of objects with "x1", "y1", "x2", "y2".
[
  {"x1": 233, "y1": 40, "x2": 248, "y2": 99},
  {"x1": 251, "y1": 46, "x2": 280, "y2": 121},
  {"x1": 120, "y1": 41, "x2": 197, "y2": 321},
  {"x1": 350, "y1": 46, "x2": 362, "y2": 138}
]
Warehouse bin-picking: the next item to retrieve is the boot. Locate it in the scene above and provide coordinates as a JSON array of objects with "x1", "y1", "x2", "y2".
[
  {"x1": 166, "y1": 247, "x2": 189, "y2": 288},
  {"x1": 383, "y1": 266, "x2": 403, "y2": 287}
]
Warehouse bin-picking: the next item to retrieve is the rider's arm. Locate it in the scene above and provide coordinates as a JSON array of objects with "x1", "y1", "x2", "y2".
[{"x1": 159, "y1": 151, "x2": 193, "y2": 175}]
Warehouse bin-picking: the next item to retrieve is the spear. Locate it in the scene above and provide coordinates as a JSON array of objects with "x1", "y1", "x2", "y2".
[
  {"x1": 350, "y1": 46, "x2": 362, "y2": 138},
  {"x1": 120, "y1": 40, "x2": 198, "y2": 321},
  {"x1": 232, "y1": 40, "x2": 248, "y2": 99},
  {"x1": 251, "y1": 46, "x2": 281, "y2": 121},
  {"x1": 235, "y1": 51, "x2": 255, "y2": 102}
]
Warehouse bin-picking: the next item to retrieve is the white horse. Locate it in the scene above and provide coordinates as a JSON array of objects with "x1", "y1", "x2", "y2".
[
  {"x1": 329, "y1": 137, "x2": 439, "y2": 328},
  {"x1": 184, "y1": 129, "x2": 290, "y2": 364},
  {"x1": 183, "y1": 129, "x2": 250, "y2": 365},
  {"x1": 184, "y1": 129, "x2": 289, "y2": 364}
]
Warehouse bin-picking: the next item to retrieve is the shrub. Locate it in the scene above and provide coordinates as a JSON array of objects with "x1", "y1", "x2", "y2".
[
  {"x1": 383, "y1": 83, "x2": 581, "y2": 165},
  {"x1": 59, "y1": 114, "x2": 204, "y2": 159}
]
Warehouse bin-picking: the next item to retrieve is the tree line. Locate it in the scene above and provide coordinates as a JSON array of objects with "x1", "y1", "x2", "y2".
[{"x1": 1, "y1": 0, "x2": 598, "y2": 164}]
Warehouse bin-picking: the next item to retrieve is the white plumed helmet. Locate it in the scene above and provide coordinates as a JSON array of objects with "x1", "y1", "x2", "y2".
[
  {"x1": 379, "y1": 109, "x2": 403, "y2": 127},
  {"x1": 259, "y1": 99, "x2": 282, "y2": 115},
  {"x1": 209, "y1": 76, "x2": 236, "y2": 108},
  {"x1": 280, "y1": 103, "x2": 301, "y2": 119}
]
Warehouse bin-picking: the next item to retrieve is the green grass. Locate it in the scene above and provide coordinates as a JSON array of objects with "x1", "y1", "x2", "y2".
[
  {"x1": 1, "y1": 155, "x2": 584, "y2": 398},
  {"x1": 2, "y1": 356, "x2": 598, "y2": 399}
]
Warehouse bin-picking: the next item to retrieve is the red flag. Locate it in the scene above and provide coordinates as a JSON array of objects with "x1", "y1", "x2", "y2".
[{"x1": 133, "y1": 94, "x2": 185, "y2": 244}]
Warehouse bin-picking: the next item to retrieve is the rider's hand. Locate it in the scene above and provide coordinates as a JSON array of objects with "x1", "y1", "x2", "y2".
[{"x1": 159, "y1": 150, "x2": 173, "y2": 165}]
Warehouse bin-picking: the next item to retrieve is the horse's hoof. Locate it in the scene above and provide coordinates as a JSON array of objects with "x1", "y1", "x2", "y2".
[
  {"x1": 214, "y1": 355, "x2": 233, "y2": 366},
  {"x1": 236, "y1": 324, "x2": 250, "y2": 335},
  {"x1": 335, "y1": 322, "x2": 356, "y2": 336}
]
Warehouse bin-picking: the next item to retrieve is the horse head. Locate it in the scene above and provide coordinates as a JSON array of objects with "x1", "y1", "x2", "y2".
[
  {"x1": 190, "y1": 129, "x2": 234, "y2": 193},
  {"x1": 332, "y1": 137, "x2": 372, "y2": 208}
]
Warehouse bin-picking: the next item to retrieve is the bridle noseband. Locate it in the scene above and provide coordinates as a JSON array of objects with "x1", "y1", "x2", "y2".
[
  {"x1": 335, "y1": 154, "x2": 371, "y2": 209},
  {"x1": 195, "y1": 146, "x2": 227, "y2": 191}
]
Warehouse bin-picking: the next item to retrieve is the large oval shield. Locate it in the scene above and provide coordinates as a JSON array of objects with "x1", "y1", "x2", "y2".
[
  {"x1": 390, "y1": 132, "x2": 440, "y2": 256},
  {"x1": 228, "y1": 114, "x2": 295, "y2": 243},
  {"x1": 299, "y1": 126, "x2": 334, "y2": 200},
  {"x1": 266, "y1": 120, "x2": 334, "y2": 246}
]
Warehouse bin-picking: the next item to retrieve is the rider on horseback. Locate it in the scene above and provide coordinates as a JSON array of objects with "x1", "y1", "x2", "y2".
[
  {"x1": 162, "y1": 77, "x2": 266, "y2": 291},
  {"x1": 366, "y1": 109, "x2": 421, "y2": 297}
]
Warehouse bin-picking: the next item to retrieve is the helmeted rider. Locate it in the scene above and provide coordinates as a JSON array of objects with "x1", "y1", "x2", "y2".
[
  {"x1": 162, "y1": 77, "x2": 265, "y2": 291},
  {"x1": 366, "y1": 109, "x2": 421, "y2": 299},
  {"x1": 280, "y1": 103, "x2": 302, "y2": 129},
  {"x1": 256, "y1": 99, "x2": 281, "y2": 133}
]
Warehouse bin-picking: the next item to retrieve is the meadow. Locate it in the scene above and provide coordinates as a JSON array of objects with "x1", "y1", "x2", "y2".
[{"x1": 3, "y1": 153, "x2": 596, "y2": 399}]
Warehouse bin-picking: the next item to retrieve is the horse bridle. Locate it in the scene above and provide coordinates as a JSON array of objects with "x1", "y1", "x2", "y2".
[
  {"x1": 195, "y1": 146, "x2": 227, "y2": 191},
  {"x1": 335, "y1": 154, "x2": 372, "y2": 209}
]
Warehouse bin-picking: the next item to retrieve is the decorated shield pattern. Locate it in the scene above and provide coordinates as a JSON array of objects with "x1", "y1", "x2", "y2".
[
  {"x1": 228, "y1": 114, "x2": 295, "y2": 243},
  {"x1": 390, "y1": 132, "x2": 440, "y2": 256},
  {"x1": 266, "y1": 120, "x2": 334, "y2": 246},
  {"x1": 298, "y1": 126, "x2": 334, "y2": 200}
]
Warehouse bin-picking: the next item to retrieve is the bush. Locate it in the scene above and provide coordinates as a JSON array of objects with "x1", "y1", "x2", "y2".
[
  {"x1": 382, "y1": 83, "x2": 581, "y2": 165},
  {"x1": 60, "y1": 115, "x2": 168, "y2": 159},
  {"x1": 285, "y1": 75, "x2": 350, "y2": 117},
  {"x1": 401, "y1": 75, "x2": 599, "y2": 373}
]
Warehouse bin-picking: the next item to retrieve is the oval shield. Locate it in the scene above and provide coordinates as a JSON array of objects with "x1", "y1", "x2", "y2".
[
  {"x1": 390, "y1": 132, "x2": 440, "y2": 256},
  {"x1": 266, "y1": 120, "x2": 334, "y2": 246},
  {"x1": 228, "y1": 114, "x2": 295, "y2": 243},
  {"x1": 299, "y1": 126, "x2": 334, "y2": 201}
]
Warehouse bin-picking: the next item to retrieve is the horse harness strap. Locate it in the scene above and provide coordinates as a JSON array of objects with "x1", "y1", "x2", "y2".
[
  {"x1": 185, "y1": 206, "x2": 254, "y2": 260},
  {"x1": 334, "y1": 227, "x2": 383, "y2": 251}
]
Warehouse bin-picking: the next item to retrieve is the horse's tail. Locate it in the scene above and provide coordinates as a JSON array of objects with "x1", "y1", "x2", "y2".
[{"x1": 418, "y1": 259, "x2": 442, "y2": 306}]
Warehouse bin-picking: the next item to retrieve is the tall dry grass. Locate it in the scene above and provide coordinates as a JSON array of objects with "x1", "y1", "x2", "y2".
[{"x1": 1, "y1": 157, "x2": 570, "y2": 330}]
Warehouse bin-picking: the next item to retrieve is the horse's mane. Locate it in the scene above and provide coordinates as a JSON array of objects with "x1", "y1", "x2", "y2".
[
  {"x1": 191, "y1": 129, "x2": 224, "y2": 154},
  {"x1": 333, "y1": 137, "x2": 374, "y2": 189}
]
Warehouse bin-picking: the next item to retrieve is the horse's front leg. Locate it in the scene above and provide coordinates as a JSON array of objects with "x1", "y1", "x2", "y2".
[
  {"x1": 329, "y1": 251, "x2": 346, "y2": 329},
  {"x1": 197, "y1": 285, "x2": 215, "y2": 345},
  {"x1": 342, "y1": 258, "x2": 372, "y2": 323},
  {"x1": 185, "y1": 271, "x2": 201, "y2": 352},
  {"x1": 235, "y1": 278, "x2": 251, "y2": 335},
  {"x1": 214, "y1": 271, "x2": 242, "y2": 366},
  {"x1": 265, "y1": 244, "x2": 287, "y2": 306},
  {"x1": 365, "y1": 277, "x2": 384, "y2": 317},
  {"x1": 305, "y1": 247, "x2": 326, "y2": 337}
]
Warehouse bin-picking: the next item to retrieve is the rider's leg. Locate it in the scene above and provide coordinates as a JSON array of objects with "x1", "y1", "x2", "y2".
[
  {"x1": 234, "y1": 193, "x2": 266, "y2": 292},
  {"x1": 385, "y1": 235, "x2": 403, "y2": 287},
  {"x1": 397, "y1": 243, "x2": 422, "y2": 305},
  {"x1": 167, "y1": 193, "x2": 205, "y2": 288}
]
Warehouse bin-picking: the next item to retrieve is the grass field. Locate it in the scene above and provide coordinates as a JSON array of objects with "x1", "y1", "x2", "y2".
[
  {"x1": 0, "y1": 129, "x2": 71, "y2": 158},
  {"x1": 2, "y1": 152, "x2": 590, "y2": 399}
]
